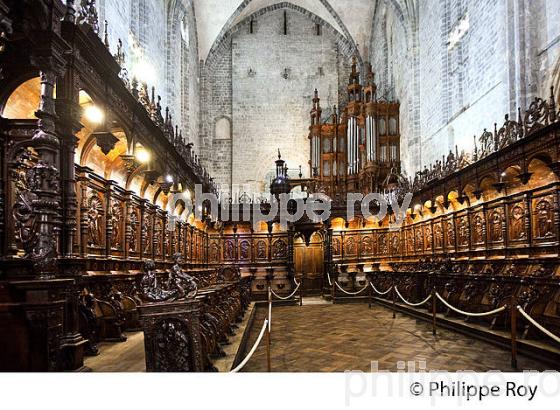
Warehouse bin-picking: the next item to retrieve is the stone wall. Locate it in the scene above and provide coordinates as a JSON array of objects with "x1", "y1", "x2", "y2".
[
  {"x1": 200, "y1": 5, "x2": 354, "y2": 195},
  {"x1": 96, "y1": 0, "x2": 200, "y2": 142},
  {"x1": 369, "y1": 0, "x2": 560, "y2": 176}
]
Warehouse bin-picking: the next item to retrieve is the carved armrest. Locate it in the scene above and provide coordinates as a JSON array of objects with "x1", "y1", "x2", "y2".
[
  {"x1": 121, "y1": 295, "x2": 138, "y2": 311},
  {"x1": 95, "y1": 299, "x2": 117, "y2": 319}
]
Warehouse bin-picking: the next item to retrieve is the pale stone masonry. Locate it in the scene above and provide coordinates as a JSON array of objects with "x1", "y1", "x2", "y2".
[
  {"x1": 97, "y1": 0, "x2": 560, "y2": 193},
  {"x1": 369, "y1": 0, "x2": 560, "y2": 176}
]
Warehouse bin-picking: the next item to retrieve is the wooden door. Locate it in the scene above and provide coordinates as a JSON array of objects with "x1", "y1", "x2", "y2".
[{"x1": 294, "y1": 232, "x2": 324, "y2": 294}]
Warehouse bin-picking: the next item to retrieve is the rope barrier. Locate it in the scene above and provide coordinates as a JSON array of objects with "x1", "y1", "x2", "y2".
[
  {"x1": 270, "y1": 281, "x2": 301, "y2": 300},
  {"x1": 326, "y1": 272, "x2": 333, "y2": 286},
  {"x1": 230, "y1": 318, "x2": 269, "y2": 373},
  {"x1": 370, "y1": 282, "x2": 392, "y2": 296},
  {"x1": 394, "y1": 287, "x2": 432, "y2": 307},
  {"x1": 517, "y1": 306, "x2": 560, "y2": 344},
  {"x1": 334, "y1": 281, "x2": 369, "y2": 295},
  {"x1": 436, "y1": 292, "x2": 506, "y2": 317}
]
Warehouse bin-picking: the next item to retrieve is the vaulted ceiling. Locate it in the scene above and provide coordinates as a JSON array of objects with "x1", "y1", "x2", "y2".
[{"x1": 193, "y1": 0, "x2": 377, "y2": 61}]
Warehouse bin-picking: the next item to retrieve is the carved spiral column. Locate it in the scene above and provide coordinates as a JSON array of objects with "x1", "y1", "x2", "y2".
[
  {"x1": 123, "y1": 192, "x2": 132, "y2": 261},
  {"x1": 29, "y1": 67, "x2": 63, "y2": 276},
  {"x1": 325, "y1": 223, "x2": 333, "y2": 283},
  {"x1": 287, "y1": 223, "x2": 295, "y2": 275},
  {"x1": 105, "y1": 183, "x2": 114, "y2": 258}
]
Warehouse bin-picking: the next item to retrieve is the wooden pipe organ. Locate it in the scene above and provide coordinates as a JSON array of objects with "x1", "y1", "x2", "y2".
[{"x1": 309, "y1": 58, "x2": 401, "y2": 197}]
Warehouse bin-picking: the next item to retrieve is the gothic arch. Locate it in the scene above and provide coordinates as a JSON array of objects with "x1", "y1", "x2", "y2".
[
  {"x1": 205, "y1": 1, "x2": 360, "y2": 67},
  {"x1": 214, "y1": 116, "x2": 232, "y2": 140}
]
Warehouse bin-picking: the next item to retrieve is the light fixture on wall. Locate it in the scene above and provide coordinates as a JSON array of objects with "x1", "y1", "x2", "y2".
[
  {"x1": 282, "y1": 67, "x2": 290, "y2": 79},
  {"x1": 493, "y1": 171, "x2": 507, "y2": 193},
  {"x1": 84, "y1": 105, "x2": 104, "y2": 124},
  {"x1": 135, "y1": 147, "x2": 151, "y2": 164},
  {"x1": 142, "y1": 155, "x2": 159, "y2": 185}
]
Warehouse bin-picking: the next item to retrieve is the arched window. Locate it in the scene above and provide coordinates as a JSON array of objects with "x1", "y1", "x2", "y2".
[{"x1": 215, "y1": 117, "x2": 231, "y2": 140}]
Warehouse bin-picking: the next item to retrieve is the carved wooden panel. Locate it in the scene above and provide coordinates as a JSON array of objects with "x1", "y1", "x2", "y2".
[
  {"x1": 209, "y1": 241, "x2": 220, "y2": 262},
  {"x1": 433, "y1": 219, "x2": 444, "y2": 251},
  {"x1": 128, "y1": 207, "x2": 140, "y2": 255},
  {"x1": 532, "y1": 194, "x2": 557, "y2": 244},
  {"x1": 110, "y1": 198, "x2": 124, "y2": 253},
  {"x1": 389, "y1": 232, "x2": 400, "y2": 256},
  {"x1": 444, "y1": 216, "x2": 456, "y2": 253},
  {"x1": 456, "y1": 213, "x2": 470, "y2": 250},
  {"x1": 224, "y1": 239, "x2": 235, "y2": 260},
  {"x1": 361, "y1": 235, "x2": 372, "y2": 257},
  {"x1": 256, "y1": 239, "x2": 267, "y2": 259},
  {"x1": 239, "y1": 240, "x2": 250, "y2": 260},
  {"x1": 413, "y1": 226, "x2": 423, "y2": 255},
  {"x1": 424, "y1": 223, "x2": 433, "y2": 252},
  {"x1": 272, "y1": 239, "x2": 287, "y2": 259},
  {"x1": 345, "y1": 236, "x2": 357, "y2": 256},
  {"x1": 332, "y1": 237, "x2": 341, "y2": 256},
  {"x1": 85, "y1": 188, "x2": 105, "y2": 253},
  {"x1": 378, "y1": 232, "x2": 388, "y2": 256},
  {"x1": 507, "y1": 199, "x2": 528, "y2": 244},
  {"x1": 470, "y1": 210, "x2": 486, "y2": 248},
  {"x1": 486, "y1": 205, "x2": 505, "y2": 245}
]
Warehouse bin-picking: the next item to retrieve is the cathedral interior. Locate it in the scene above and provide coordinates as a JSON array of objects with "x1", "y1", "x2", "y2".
[{"x1": 2, "y1": 0, "x2": 560, "y2": 381}]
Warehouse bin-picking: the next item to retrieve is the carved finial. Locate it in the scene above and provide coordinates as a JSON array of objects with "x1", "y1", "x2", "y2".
[
  {"x1": 278, "y1": 148, "x2": 281, "y2": 159},
  {"x1": 64, "y1": 0, "x2": 77, "y2": 23},
  {"x1": 131, "y1": 76, "x2": 138, "y2": 98},
  {"x1": 103, "y1": 20, "x2": 109, "y2": 47}
]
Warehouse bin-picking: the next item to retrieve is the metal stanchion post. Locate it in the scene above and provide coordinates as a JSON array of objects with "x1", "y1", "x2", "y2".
[
  {"x1": 368, "y1": 280, "x2": 372, "y2": 309},
  {"x1": 299, "y1": 277, "x2": 303, "y2": 306},
  {"x1": 392, "y1": 280, "x2": 396, "y2": 319},
  {"x1": 267, "y1": 286, "x2": 272, "y2": 372},
  {"x1": 265, "y1": 327, "x2": 271, "y2": 372},
  {"x1": 432, "y1": 286, "x2": 437, "y2": 336},
  {"x1": 331, "y1": 279, "x2": 335, "y2": 304},
  {"x1": 510, "y1": 298, "x2": 518, "y2": 370}
]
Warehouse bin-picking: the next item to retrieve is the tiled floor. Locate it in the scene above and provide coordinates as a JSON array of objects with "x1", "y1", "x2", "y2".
[{"x1": 241, "y1": 302, "x2": 548, "y2": 372}]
